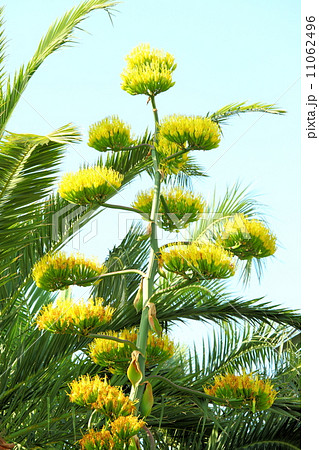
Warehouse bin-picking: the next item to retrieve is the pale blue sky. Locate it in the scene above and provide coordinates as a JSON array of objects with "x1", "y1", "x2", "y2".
[{"x1": 2, "y1": 1, "x2": 300, "y2": 342}]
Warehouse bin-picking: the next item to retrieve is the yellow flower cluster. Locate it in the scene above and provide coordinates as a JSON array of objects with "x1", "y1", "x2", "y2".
[
  {"x1": 88, "y1": 116, "x2": 133, "y2": 152},
  {"x1": 36, "y1": 297, "x2": 114, "y2": 335},
  {"x1": 110, "y1": 415, "x2": 145, "y2": 442},
  {"x1": 121, "y1": 43, "x2": 176, "y2": 96},
  {"x1": 79, "y1": 415, "x2": 145, "y2": 450},
  {"x1": 32, "y1": 252, "x2": 104, "y2": 291},
  {"x1": 79, "y1": 427, "x2": 113, "y2": 450},
  {"x1": 160, "y1": 242, "x2": 236, "y2": 279},
  {"x1": 133, "y1": 188, "x2": 206, "y2": 231},
  {"x1": 217, "y1": 214, "x2": 277, "y2": 260},
  {"x1": 156, "y1": 135, "x2": 190, "y2": 175},
  {"x1": 59, "y1": 166, "x2": 124, "y2": 206},
  {"x1": 88, "y1": 328, "x2": 175, "y2": 373},
  {"x1": 69, "y1": 375, "x2": 136, "y2": 420},
  {"x1": 204, "y1": 372, "x2": 277, "y2": 412},
  {"x1": 159, "y1": 115, "x2": 221, "y2": 150}
]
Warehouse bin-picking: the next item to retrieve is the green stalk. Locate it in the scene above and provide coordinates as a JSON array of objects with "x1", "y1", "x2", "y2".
[
  {"x1": 87, "y1": 334, "x2": 138, "y2": 350},
  {"x1": 101, "y1": 203, "x2": 145, "y2": 215},
  {"x1": 130, "y1": 95, "x2": 161, "y2": 403},
  {"x1": 77, "y1": 268, "x2": 147, "y2": 285}
]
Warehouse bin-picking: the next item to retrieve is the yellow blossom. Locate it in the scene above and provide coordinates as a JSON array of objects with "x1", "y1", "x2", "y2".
[
  {"x1": 124, "y1": 43, "x2": 176, "y2": 71},
  {"x1": 88, "y1": 116, "x2": 133, "y2": 151},
  {"x1": 204, "y1": 372, "x2": 277, "y2": 412},
  {"x1": 159, "y1": 115, "x2": 221, "y2": 150},
  {"x1": 79, "y1": 427, "x2": 114, "y2": 450},
  {"x1": 160, "y1": 242, "x2": 235, "y2": 279},
  {"x1": 58, "y1": 166, "x2": 124, "y2": 205},
  {"x1": 69, "y1": 375, "x2": 136, "y2": 420},
  {"x1": 156, "y1": 135, "x2": 190, "y2": 175},
  {"x1": 121, "y1": 43, "x2": 176, "y2": 96},
  {"x1": 36, "y1": 297, "x2": 114, "y2": 335},
  {"x1": 88, "y1": 328, "x2": 175, "y2": 373},
  {"x1": 32, "y1": 252, "x2": 104, "y2": 291},
  {"x1": 110, "y1": 415, "x2": 145, "y2": 442},
  {"x1": 217, "y1": 214, "x2": 277, "y2": 259},
  {"x1": 132, "y1": 188, "x2": 206, "y2": 231}
]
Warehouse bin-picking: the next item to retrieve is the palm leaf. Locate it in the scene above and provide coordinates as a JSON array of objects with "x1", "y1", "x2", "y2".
[
  {"x1": 191, "y1": 182, "x2": 263, "y2": 242},
  {"x1": 0, "y1": 7, "x2": 7, "y2": 94},
  {"x1": 0, "y1": 126, "x2": 81, "y2": 266},
  {"x1": 0, "y1": 0, "x2": 116, "y2": 137},
  {"x1": 207, "y1": 101, "x2": 286, "y2": 134},
  {"x1": 155, "y1": 283, "x2": 300, "y2": 330},
  {"x1": 190, "y1": 183, "x2": 275, "y2": 283}
]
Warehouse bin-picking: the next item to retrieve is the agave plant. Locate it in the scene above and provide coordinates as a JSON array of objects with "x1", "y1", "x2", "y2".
[{"x1": 0, "y1": 31, "x2": 300, "y2": 450}]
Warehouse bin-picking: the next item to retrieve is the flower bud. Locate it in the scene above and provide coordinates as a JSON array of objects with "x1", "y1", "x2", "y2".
[
  {"x1": 140, "y1": 382, "x2": 154, "y2": 418},
  {"x1": 127, "y1": 351, "x2": 143, "y2": 388}
]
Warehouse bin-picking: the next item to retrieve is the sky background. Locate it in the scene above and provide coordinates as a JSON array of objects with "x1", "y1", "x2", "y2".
[{"x1": 2, "y1": 0, "x2": 300, "y2": 346}]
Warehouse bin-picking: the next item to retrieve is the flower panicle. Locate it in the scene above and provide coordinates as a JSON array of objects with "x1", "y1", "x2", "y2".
[
  {"x1": 58, "y1": 166, "x2": 124, "y2": 206},
  {"x1": 36, "y1": 297, "x2": 114, "y2": 335},
  {"x1": 157, "y1": 135, "x2": 190, "y2": 175},
  {"x1": 88, "y1": 115, "x2": 133, "y2": 152},
  {"x1": 132, "y1": 187, "x2": 206, "y2": 231},
  {"x1": 204, "y1": 371, "x2": 277, "y2": 412},
  {"x1": 69, "y1": 375, "x2": 137, "y2": 420},
  {"x1": 32, "y1": 251, "x2": 105, "y2": 291},
  {"x1": 111, "y1": 415, "x2": 145, "y2": 441},
  {"x1": 217, "y1": 214, "x2": 277, "y2": 259},
  {"x1": 121, "y1": 43, "x2": 176, "y2": 96},
  {"x1": 159, "y1": 114, "x2": 221, "y2": 151},
  {"x1": 79, "y1": 415, "x2": 145, "y2": 449},
  {"x1": 160, "y1": 241, "x2": 236, "y2": 280},
  {"x1": 88, "y1": 328, "x2": 175, "y2": 373},
  {"x1": 79, "y1": 426, "x2": 114, "y2": 450}
]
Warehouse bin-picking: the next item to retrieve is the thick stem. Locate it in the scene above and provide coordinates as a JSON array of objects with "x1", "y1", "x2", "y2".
[{"x1": 130, "y1": 96, "x2": 161, "y2": 404}]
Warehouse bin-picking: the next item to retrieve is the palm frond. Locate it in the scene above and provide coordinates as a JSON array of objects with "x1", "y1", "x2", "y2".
[
  {"x1": 0, "y1": 0, "x2": 117, "y2": 136},
  {"x1": 144, "y1": 320, "x2": 300, "y2": 449},
  {"x1": 164, "y1": 154, "x2": 208, "y2": 189},
  {"x1": 189, "y1": 322, "x2": 300, "y2": 378},
  {"x1": 212, "y1": 413, "x2": 300, "y2": 449},
  {"x1": 91, "y1": 222, "x2": 149, "y2": 310},
  {"x1": 191, "y1": 183, "x2": 263, "y2": 242},
  {"x1": 190, "y1": 183, "x2": 275, "y2": 283},
  {"x1": 0, "y1": 126, "x2": 81, "y2": 265},
  {"x1": 102, "y1": 130, "x2": 153, "y2": 184},
  {"x1": 156, "y1": 283, "x2": 300, "y2": 330},
  {"x1": 207, "y1": 101, "x2": 286, "y2": 134},
  {"x1": 0, "y1": 7, "x2": 7, "y2": 94}
]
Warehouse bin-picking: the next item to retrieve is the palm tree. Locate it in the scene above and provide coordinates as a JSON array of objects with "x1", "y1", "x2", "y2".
[{"x1": 0, "y1": 2, "x2": 119, "y2": 447}]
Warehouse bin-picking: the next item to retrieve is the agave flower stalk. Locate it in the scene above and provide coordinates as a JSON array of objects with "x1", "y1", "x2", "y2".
[{"x1": 130, "y1": 94, "x2": 162, "y2": 403}]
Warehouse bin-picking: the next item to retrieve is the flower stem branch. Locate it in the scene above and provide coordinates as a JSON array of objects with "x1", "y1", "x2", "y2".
[
  {"x1": 77, "y1": 269, "x2": 147, "y2": 285},
  {"x1": 143, "y1": 425, "x2": 156, "y2": 450},
  {"x1": 101, "y1": 203, "x2": 145, "y2": 215},
  {"x1": 146, "y1": 374, "x2": 221, "y2": 402},
  {"x1": 163, "y1": 147, "x2": 191, "y2": 162},
  {"x1": 87, "y1": 334, "x2": 138, "y2": 350}
]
